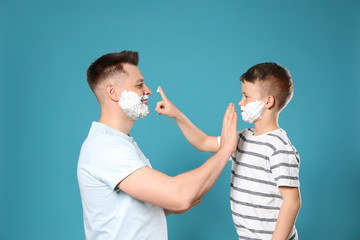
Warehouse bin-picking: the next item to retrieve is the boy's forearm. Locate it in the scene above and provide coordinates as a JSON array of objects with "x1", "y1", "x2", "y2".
[
  {"x1": 272, "y1": 197, "x2": 301, "y2": 240},
  {"x1": 174, "y1": 110, "x2": 217, "y2": 152}
]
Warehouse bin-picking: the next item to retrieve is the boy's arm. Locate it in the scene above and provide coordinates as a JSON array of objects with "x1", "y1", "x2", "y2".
[
  {"x1": 119, "y1": 103, "x2": 237, "y2": 212},
  {"x1": 155, "y1": 86, "x2": 219, "y2": 152},
  {"x1": 272, "y1": 187, "x2": 301, "y2": 240}
]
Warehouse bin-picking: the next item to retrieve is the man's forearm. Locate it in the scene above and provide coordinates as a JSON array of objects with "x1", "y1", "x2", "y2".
[{"x1": 173, "y1": 148, "x2": 231, "y2": 207}]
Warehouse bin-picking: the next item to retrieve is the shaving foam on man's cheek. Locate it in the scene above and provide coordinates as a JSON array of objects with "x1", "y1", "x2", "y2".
[
  {"x1": 240, "y1": 100, "x2": 265, "y2": 123},
  {"x1": 119, "y1": 90, "x2": 149, "y2": 120}
]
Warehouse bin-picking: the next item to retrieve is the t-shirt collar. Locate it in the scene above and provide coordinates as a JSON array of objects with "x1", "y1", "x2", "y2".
[{"x1": 91, "y1": 121, "x2": 134, "y2": 141}]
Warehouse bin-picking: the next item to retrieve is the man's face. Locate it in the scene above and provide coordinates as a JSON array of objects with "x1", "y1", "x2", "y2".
[
  {"x1": 238, "y1": 80, "x2": 263, "y2": 108},
  {"x1": 120, "y1": 63, "x2": 152, "y2": 105}
]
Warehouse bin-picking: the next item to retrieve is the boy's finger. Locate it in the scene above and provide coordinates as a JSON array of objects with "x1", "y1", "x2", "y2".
[
  {"x1": 156, "y1": 101, "x2": 164, "y2": 109},
  {"x1": 158, "y1": 86, "x2": 168, "y2": 101},
  {"x1": 155, "y1": 101, "x2": 165, "y2": 114}
]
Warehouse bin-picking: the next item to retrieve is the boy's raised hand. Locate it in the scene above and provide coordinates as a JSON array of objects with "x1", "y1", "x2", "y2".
[
  {"x1": 155, "y1": 86, "x2": 181, "y2": 118},
  {"x1": 219, "y1": 103, "x2": 238, "y2": 155}
]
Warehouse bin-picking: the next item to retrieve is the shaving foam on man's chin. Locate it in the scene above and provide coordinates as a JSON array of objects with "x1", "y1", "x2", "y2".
[{"x1": 119, "y1": 90, "x2": 150, "y2": 120}]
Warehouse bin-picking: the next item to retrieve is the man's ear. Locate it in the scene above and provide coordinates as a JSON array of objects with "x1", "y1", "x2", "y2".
[
  {"x1": 105, "y1": 84, "x2": 120, "y2": 102},
  {"x1": 265, "y1": 95, "x2": 275, "y2": 109}
]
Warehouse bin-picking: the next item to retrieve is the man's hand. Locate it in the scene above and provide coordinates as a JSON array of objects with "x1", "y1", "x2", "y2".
[
  {"x1": 155, "y1": 86, "x2": 181, "y2": 119},
  {"x1": 219, "y1": 103, "x2": 238, "y2": 155}
]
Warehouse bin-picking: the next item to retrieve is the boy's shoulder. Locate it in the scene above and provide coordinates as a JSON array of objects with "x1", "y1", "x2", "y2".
[{"x1": 239, "y1": 128, "x2": 294, "y2": 151}]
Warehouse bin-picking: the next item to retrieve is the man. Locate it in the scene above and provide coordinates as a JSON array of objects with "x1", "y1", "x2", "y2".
[{"x1": 77, "y1": 50, "x2": 237, "y2": 240}]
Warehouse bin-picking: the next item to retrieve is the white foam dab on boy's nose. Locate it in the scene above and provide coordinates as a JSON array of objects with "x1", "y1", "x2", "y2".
[{"x1": 157, "y1": 87, "x2": 160, "y2": 93}]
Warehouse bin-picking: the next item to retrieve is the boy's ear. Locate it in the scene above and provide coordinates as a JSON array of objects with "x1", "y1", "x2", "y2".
[
  {"x1": 105, "y1": 84, "x2": 120, "y2": 102},
  {"x1": 264, "y1": 95, "x2": 275, "y2": 109}
]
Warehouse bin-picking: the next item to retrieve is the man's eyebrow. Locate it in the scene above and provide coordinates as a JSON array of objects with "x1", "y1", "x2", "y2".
[{"x1": 136, "y1": 79, "x2": 144, "y2": 84}]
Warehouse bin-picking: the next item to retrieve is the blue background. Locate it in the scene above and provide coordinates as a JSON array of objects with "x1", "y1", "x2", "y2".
[{"x1": 1, "y1": 0, "x2": 359, "y2": 239}]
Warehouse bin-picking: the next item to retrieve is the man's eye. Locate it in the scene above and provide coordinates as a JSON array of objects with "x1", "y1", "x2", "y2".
[{"x1": 137, "y1": 84, "x2": 143, "y2": 88}]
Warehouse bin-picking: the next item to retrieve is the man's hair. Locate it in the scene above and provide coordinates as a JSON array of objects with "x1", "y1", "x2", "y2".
[
  {"x1": 87, "y1": 51, "x2": 139, "y2": 92},
  {"x1": 240, "y1": 62, "x2": 293, "y2": 110}
]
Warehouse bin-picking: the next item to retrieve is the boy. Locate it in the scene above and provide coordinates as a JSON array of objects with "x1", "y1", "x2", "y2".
[{"x1": 155, "y1": 62, "x2": 301, "y2": 240}]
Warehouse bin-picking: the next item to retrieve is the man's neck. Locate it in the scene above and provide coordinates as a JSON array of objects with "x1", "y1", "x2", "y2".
[{"x1": 98, "y1": 108, "x2": 135, "y2": 135}]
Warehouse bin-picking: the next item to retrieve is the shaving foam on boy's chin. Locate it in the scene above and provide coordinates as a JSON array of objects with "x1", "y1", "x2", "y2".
[
  {"x1": 240, "y1": 100, "x2": 265, "y2": 123},
  {"x1": 119, "y1": 90, "x2": 149, "y2": 120}
]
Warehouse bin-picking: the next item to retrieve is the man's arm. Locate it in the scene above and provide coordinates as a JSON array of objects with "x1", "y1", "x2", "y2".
[
  {"x1": 119, "y1": 103, "x2": 237, "y2": 212},
  {"x1": 272, "y1": 187, "x2": 301, "y2": 240},
  {"x1": 155, "y1": 86, "x2": 219, "y2": 152},
  {"x1": 164, "y1": 199, "x2": 202, "y2": 216}
]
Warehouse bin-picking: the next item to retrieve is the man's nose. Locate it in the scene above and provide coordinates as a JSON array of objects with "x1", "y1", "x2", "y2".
[{"x1": 144, "y1": 84, "x2": 152, "y2": 95}]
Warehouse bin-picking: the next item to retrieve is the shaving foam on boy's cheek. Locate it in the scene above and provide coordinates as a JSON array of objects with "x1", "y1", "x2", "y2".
[
  {"x1": 119, "y1": 90, "x2": 149, "y2": 120},
  {"x1": 240, "y1": 100, "x2": 265, "y2": 123}
]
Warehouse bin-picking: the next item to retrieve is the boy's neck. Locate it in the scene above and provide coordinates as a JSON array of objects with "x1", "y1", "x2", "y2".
[{"x1": 253, "y1": 115, "x2": 280, "y2": 136}]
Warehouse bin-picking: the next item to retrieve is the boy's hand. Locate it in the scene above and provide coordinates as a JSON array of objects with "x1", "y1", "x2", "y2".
[
  {"x1": 155, "y1": 86, "x2": 181, "y2": 119},
  {"x1": 219, "y1": 103, "x2": 237, "y2": 155}
]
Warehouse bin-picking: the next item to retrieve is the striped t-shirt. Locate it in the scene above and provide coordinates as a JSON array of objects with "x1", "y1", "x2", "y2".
[{"x1": 220, "y1": 128, "x2": 300, "y2": 240}]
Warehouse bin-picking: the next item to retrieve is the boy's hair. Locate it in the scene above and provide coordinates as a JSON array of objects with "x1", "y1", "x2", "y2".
[
  {"x1": 240, "y1": 62, "x2": 293, "y2": 110},
  {"x1": 87, "y1": 51, "x2": 139, "y2": 93}
]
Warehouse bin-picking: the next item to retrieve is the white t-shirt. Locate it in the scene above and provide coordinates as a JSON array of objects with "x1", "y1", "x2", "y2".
[
  {"x1": 219, "y1": 128, "x2": 299, "y2": 240},
  {"x1": 77, "y1": 122, "x2": 167, "y2": 240}
]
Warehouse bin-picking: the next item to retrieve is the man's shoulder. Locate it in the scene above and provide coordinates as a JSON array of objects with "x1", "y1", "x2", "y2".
[{"x1": 81, "y1": 127, "x2": 136, "y2": 158}]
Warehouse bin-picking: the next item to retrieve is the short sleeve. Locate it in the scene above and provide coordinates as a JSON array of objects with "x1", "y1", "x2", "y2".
[
  {"x1": 94, "y1": 140, "x2": 147, "y2": 190},
  {"x1": 269, "y1": 148, "x2": 300, "y2": 187}
]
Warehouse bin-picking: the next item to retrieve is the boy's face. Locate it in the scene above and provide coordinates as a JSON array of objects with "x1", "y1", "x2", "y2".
[{"x1": 238, "y1": 80, "x2": 263, "y2": 108}]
